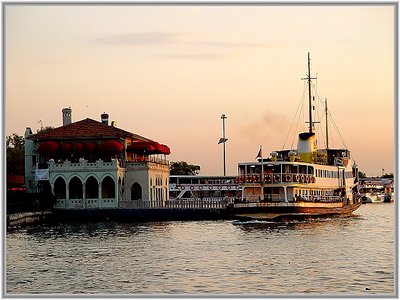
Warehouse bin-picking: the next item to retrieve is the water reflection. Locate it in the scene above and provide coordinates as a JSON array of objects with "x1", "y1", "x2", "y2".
[{"x1": 6, "y1": 204, "x2": 395, "y2": 295}]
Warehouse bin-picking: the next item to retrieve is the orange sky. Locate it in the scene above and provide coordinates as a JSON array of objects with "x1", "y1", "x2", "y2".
[{"x1": 5, "y1": 4, "x2": 395, "y2": 176}]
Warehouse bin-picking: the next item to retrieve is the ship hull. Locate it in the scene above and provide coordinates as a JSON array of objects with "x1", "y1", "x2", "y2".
[{"x1": 227, "y1": 201, "x2": 362, "y2": 221}]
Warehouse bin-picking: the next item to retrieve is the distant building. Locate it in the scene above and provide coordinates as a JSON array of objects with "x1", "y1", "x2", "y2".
[{"x1": 24, "y1": 108, "x2": 171, "y2": 209}]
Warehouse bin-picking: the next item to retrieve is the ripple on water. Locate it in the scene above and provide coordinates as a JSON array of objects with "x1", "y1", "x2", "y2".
[{"x1": 6, "y1": 204, "x2": 395, "y2": 295}]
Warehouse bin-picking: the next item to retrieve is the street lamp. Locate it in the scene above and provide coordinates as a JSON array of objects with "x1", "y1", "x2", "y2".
[{"x1": 218, "y1": 114, "x2": 228, "y2": 176}]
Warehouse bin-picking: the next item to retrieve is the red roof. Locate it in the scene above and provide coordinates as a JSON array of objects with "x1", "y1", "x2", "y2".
[{"x1": 29, "y1": 118, "x2": 151, "y2": 142}]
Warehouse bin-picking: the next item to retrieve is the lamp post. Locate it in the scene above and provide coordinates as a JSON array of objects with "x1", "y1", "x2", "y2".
[{"x1": 220, "y1": 114, "x2": 227, "y2": 176}]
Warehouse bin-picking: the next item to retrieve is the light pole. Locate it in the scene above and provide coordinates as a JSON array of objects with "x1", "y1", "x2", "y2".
[{"x1": 219, "y1": 114, "x2": 228, "y2": 176}]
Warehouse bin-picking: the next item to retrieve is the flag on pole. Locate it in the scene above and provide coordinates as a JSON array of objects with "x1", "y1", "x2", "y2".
[
  {"x1": 218, "y1": 137, "x2": 228, "y2": 144},
  {"x1": 255, "y1": 147, "x2": 262, "y2": 159}
]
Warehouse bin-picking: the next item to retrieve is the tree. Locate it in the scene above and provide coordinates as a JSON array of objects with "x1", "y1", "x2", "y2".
[
  {"x1": 170, "y1": 161, "x2": 200, "y2": 175},
  {"x1": 6, "y1": 133, "x2": 25, "y2": 176},
  {"x1": 358, "y1": 171, "x2": 366, "y2": 178},
  {"x1": 382, "y1": 173, "x2": 394, "y2": 179}
]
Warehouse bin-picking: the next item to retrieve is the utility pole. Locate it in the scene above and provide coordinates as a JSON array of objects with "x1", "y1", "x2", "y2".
[{"x1": 219, "y1": 114, "x2": 228, "y2": 176}]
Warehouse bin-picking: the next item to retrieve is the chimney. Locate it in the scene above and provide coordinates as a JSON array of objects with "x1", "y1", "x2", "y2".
[
  {"x1": 101, "y1": 113, "x2": 109, "y2": 125},
  {"x1": 62, "y1": 107, "x2": 72, "y2": 126}
]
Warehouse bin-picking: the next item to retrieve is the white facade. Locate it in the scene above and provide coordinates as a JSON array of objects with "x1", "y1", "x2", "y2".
[{"x1": 24, "y1": 111, "x2": 171, "y2": 210}]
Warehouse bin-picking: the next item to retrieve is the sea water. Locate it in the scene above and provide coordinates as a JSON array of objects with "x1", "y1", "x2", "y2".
[{"x1": 5, "y1": 203, "x2": 396, "y2": 296}]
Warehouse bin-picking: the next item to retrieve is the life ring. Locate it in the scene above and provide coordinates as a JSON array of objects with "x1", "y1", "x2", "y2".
[
  {"x1": 227, "y1": 186, "x2": 231, "y2": 190},
  {"x1": 199, "y1": 185, "x2": 203, "y2": 190},
  {"x1": 294, "y1": 174, "x2": 300, "y2": 182},
  {"x1": 266, "y1": 175, "x2": 272, "y2": 183},
  {"x1": 180, "y1": 186, "x2": 185, "y2": 190},
  {"x1": 274, "y1": 174, "x2": 281, "y2": 182},
  {"x1": 190, "y1": 186, "x2": 195, "y2": 190},
  {"x1": 300, "y1": 175, "x2": 305, "y2": 182},
  {"x1": 305, "y1": 176, "x2": 310, "y2": 183},
  {"x1": 285, "y1": 174, "x2": 292, "y2": 182},
  {"x1": 208, "y1": 185, "x2": 213, "y2": 190},
  {"x1": 218, "y1": 186, "x2": 222, "y2": 190}
]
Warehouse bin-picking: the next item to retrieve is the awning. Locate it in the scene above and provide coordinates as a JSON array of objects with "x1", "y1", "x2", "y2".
[
  {"x1": 37, "y1": 141, "x2": 60, "y2": 154},
  {"x1": 100, "y1": 140, "x2": 124, "y2": 153}
]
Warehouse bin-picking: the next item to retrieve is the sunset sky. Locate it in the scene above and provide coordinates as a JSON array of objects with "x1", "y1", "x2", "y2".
[{"x1": 5, "y1": 4, "x2": 395, "y2": 176}]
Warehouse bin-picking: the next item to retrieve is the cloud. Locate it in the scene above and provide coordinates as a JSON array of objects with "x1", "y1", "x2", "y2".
[
  {"x1": 94, "y1": 32, "x2": 268, "y2": 49},
  {"x1": 193, "y1": 40, "x2": 267, "y2": 49},
  {"x1": 94, "y1": 32, "x2": 187, "y2": 45},
  {"x1": 94, "y1": 31, "x2": 269, "y2": 61},
  {"x1": 157, "y1": 52, "x2": 227, "y2": 60}
]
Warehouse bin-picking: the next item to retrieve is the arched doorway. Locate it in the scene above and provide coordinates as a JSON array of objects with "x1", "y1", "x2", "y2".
[
  {"x1": 86, "y1": 176, "x2": 99, "y2": 199},
  {"x1": 102, "y1": 176, "x2": 115, "y2": 198},
  {"x1": 69, "y1": 177, "x2": 83, "y2": 199},
  {"x1": 131, "y1": 182, "x2": 142, "y2": 200},
  {"x1": 54, "y1": 177, "x2": 66, "y2": 199}
]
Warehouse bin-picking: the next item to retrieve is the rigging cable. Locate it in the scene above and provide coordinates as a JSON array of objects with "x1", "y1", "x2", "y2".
[
  {"x1": 281, "y1": 80, "x2": 307, "y2": 150},
  {"x1": 312, "y1": 85, "x2": 348, "y2": 149}
]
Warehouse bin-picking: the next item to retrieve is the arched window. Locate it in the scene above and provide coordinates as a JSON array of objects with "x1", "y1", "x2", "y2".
[
  {"x1": 102, "y1": 176, "x2": 115, "y2": 198},
  {"x1": 54, "y1": 177, "x2": 66, "y2": 199},
  {"x1": 86, "y1": 176, "x2": 99, "y2": 199},
  {"x1": 131, "y1": 182, "x2": 142, "y2": 200},
  {"x1": 69, "y1": 177, "x2": 83, "y2": 199}
]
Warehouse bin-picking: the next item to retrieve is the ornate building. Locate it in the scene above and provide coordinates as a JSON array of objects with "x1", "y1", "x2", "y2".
[{"x1": 24, "y1": 108, "x2": 171, "y2": 209}]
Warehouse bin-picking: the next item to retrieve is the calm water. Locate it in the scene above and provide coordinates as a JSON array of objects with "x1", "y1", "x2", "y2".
[{"x1": 6, "y1": 203, "x2": 396, "y2": 296}]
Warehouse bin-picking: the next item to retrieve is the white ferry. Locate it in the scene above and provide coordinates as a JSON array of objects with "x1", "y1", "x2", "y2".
[{"x1": 227, "y1": 53, "x2": 362, "y2": 220}]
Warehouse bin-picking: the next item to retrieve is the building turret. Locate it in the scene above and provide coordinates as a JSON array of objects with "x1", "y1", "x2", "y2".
[
  {"x1": 101, "y1": 113, "x2": 109, "y2": 125},
  {"x1": 62, "y1": 107, "x2": 72, "y2": 126},
  {"x1": 24, "y1": 127, "x2": 37, "y2": 193}
]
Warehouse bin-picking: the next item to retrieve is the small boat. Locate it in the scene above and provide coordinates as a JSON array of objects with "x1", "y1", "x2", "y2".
[
  {"x1": 358, "y1": 178, "x2": 389, "y2": 203},
  {"x1": 227, "y1": 53, "x2": 362, "y2": 221}
]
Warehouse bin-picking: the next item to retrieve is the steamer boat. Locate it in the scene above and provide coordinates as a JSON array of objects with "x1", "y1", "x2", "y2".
[{"x1": 227, "y1": 53, "x2": 362, "y2": 220}]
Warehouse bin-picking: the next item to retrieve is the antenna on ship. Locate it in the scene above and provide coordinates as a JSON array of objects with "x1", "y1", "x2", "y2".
[
  {"x1": 302, "y1": 52, "x2": 317, "y2": 133},
  {"x1": 325, "y1": 98, "x2": 329, "y2": 149}
]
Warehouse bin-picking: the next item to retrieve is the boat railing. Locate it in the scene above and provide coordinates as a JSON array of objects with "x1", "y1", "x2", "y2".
[
  {"x1": 236, "y1": 173, "x2": 316, "y2": 184},
  {"x1": 166, "y1": 197, "x2": 232, "y2": 209},
  {"x1": 294, "y1": 195, "x2": 343, "y2": 203},
  {"x1": 238, "y1": 194, "x2": 343, "y2": 203},
  {"x1": 120, "y1": 198, "x2": 233, "y2": 209}
]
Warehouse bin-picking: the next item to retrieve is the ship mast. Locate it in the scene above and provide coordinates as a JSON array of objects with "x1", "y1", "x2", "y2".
[
  {"x1": 307, "y1": 53, "x2": 313, "y2": 133},
  {"x1": 302, "y1": 52, "x2": 317, "y2": 133},
  {"x1": 325, "y1": 98, "x2": 329, "y2": 149}
]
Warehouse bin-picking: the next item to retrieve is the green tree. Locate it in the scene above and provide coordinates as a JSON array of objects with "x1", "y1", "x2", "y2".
[
  {"x1": 358, "y1": 171, "x2": 366, "y2": 178},
  {"x1": 382, "y1": 173, "x2": 394, "y2": 178},
  {"x1": 6, "y1": 133, "x2": 25, "y2": 176},
  {"x1": 170, "y1": 161, "x2": 200, "y2": 175}
]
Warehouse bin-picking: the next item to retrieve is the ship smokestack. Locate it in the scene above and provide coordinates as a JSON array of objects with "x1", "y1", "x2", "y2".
[
  {"x1": 62, "y1": 107, "x2": 72, "y2": 126},
  {"x1": 297, "y1": 132, "x2": 317, "y2": 163},
  {"x1": 101, "y1": 113, "x2": 109, "y2": 125}
]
